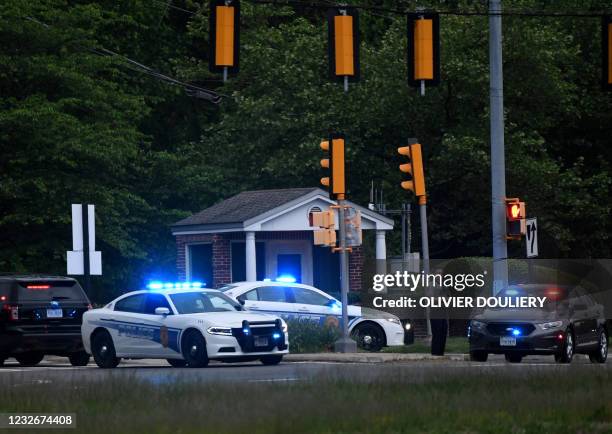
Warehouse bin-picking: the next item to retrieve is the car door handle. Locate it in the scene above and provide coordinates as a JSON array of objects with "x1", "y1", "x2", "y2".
[
  {"x1": 100, "y1": 318, "x2": 116, "y2": 322},
  {"x1": 249, "y1": 306, "x2": 260, "y2": 310},
  {"x1": 298, "y1": 308, "x2": 310, "y2": 312}
]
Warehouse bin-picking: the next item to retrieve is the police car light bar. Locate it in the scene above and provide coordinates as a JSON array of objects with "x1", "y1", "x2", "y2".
[
  {"x1": 146, "y1": 282, "x2": 205, "y2": 290},
  {"x1": 275, "y1": 275, "x2": 297, "y2": 283}
]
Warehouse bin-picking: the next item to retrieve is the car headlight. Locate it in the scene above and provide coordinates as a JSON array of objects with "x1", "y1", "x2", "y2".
[
  {"x1": 386, "y1": 317, "x2": 401, "y2": 326},
  {"x1": 471, "y1": 320, "x2": 486, "y2": 331},
  {"x1": 538, "y1": 320, "x2": 563, "y2": 330},
  {"x1": 207, "y1": 326, "x2": 233, "y2": 336},
  {"x1": 404, "y1": 321, "x2": 412, "y2": 331},
  {"x1": 281, "y1": 321, "x2": 288, "y2": 333}
]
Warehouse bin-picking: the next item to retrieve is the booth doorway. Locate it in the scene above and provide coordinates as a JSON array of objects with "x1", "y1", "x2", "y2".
[{"x1": 277, "y1": 254, "x2": 302, "y2": 282}]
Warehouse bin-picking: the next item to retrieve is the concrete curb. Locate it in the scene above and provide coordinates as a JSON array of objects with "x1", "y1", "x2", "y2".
[{"x1": 285, "y1": 352, "x2": 469, "y2": 363}]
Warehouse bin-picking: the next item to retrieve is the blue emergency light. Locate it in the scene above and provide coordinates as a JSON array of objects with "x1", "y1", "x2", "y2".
[
  {"x1": 275, "y1": 275, "x2": 297, "y2": 283},
  {"x1": 146, "y1": 281, "x2": 205, "y2": 290}
]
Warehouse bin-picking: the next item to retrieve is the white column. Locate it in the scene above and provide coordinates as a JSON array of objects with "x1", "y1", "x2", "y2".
[
  {"x1": 245, "y1": 231, "x2": 257, "y2": 281},
  {"x1": 375, "y1": 230, "x2": 387, "y2": 260},
  {"x1": 375, "y1": 230, "x2": 387, "y2": 278}
]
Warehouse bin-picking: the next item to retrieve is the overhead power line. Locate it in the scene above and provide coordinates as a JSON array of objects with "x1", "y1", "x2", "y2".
[
  {"x1": 23, "y1": 16, "x2": 225, "y2": 104},
  {"x1": 152, "y1": 0, "x2": 611, "y2": 18}
]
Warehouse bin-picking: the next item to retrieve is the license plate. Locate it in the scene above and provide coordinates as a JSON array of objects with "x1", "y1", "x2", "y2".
[
  {"x1": 254, "y1": 336, "x2": 268, "y2": 347},
  {"x1": 46, "y1": 309, "x2": 63, "y2": 318},
  {"x1": 500, "y1": 337, "x2": 516, "y2": 346}
]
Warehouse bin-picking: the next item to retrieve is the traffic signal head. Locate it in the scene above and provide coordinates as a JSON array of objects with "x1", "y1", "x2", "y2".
[
  {"x1": 407, "y1": 13, "x2": 440, "y2": 88},
  {"x1": 327, "y1": 8, "x2": 360, "y2": 82},
  {"x1": 604, "y1": 16, "x2": 612, "y2": 90},
  {"x1": 505, "y1": 198, "x2": 526, "y2": 239},
  {"x1": 310, "y1": 210, "x2": 335, "y2": 229},
  {"x1": 398, "y1": 142, "x2": 426, "y2": 198},
  {"x1": 319, "y1": 134, "x2": 346, "y2": 200},
  {"x1": 320, "y1": 140, "x2": 330, "y2": 187},
  {"x1": 311, "y1": 210, "x2": 337, "y2": 247},
  {"x1": 209, "y1": 0, "x2": 240, "y2": 74}
]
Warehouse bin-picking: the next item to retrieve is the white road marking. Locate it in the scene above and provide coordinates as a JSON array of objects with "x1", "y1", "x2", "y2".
[{"x1": 248, "y1": 378, "x2": 299, "y2": 383}]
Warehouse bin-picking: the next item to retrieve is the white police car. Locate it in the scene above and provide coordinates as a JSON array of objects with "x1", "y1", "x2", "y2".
[
  {"x1": 220, "y1": 280, "x2": 405, "y2": 352},
  {"x1": 81, "y1": 283, "x2": 288, "y2": 368}
]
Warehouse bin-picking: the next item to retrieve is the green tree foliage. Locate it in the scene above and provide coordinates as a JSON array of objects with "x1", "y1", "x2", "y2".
[{"x1": 0, "y1": 0, "x2": 610, "y2": 301}]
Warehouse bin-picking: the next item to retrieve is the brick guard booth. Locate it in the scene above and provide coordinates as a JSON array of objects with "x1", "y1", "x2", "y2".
[{"x1": 172, "y1": 188, "x2": 393, "y2": 297}]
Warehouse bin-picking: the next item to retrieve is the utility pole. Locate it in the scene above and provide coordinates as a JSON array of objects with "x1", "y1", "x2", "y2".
[
  {"x1": 334, "y1": 196, "x2": 355, "y2": 352},
  {"x1": 489, "y1": 0, "x2": 508, "y2": 294},
  {"x1": 418, "y1": 195, "x2": 432, "y2": 337},
  {"x1": 319, "y1": 135, "x2": 356, "y2": 353}
]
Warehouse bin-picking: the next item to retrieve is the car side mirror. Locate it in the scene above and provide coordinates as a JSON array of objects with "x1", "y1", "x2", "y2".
[
  {"x1": 155, "y1": 307, "x2": 170, "y2": 316},
  {"x1": 238, "y1": 298, "x2": 246, "y2": 306}
]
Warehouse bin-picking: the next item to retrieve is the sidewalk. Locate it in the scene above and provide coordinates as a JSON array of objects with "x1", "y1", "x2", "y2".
[{"x1": 285, "y1": 352, "x2": 469, "y2": 363}]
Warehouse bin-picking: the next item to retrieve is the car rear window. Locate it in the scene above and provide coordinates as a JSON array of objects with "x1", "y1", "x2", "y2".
[
  {"x1": 0, "y1": 285, "x2": 10, "y2": 302},
  {"x1": 16, "y1": 281, "x2": 88, "y2": 302}
]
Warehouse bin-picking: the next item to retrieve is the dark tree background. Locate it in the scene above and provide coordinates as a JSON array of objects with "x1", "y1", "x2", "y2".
[{"x1": 1, "y1": 0, "x2": 610, "y2": 301}]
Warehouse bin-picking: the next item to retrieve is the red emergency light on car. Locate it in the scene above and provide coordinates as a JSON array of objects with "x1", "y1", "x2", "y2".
[{"x1": 26, "y1": 285, "x2": 50, "y2": 289}]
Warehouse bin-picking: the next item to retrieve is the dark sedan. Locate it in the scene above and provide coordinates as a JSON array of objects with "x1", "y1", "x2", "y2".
[{"x1": 468, "y1": 284, "x2": 608, "y2": 364}]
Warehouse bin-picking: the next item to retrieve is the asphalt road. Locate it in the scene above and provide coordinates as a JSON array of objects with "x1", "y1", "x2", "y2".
[{"x1": 0, "y1": 354, "x2": 609, "y2": 386}]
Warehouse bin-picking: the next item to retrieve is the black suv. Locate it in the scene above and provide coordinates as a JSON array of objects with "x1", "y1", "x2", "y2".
[
  {"x1": 469, "y1": 284, "x2": 608, "y2": 364},
  {"x1": 0, "y1": 275, "x2": 92, "y2": 367}
]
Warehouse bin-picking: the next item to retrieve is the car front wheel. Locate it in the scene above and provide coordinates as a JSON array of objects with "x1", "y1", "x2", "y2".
[
  {"x1": 91, "y1": 330, "x2": 120, "y2": 369},
  {"x1": 182, "y1": 330, "x2": 209, "y2": 368},
  {"x1": 589, "y1": 328, "x2": 608, "y2": 363},
  {"x1": 351, "y1": 322, "x2": 386, "y2": 352},
  {"x1": 555, "y1": 329, "x2": 574, "y2": 364},
  {"x1": 15, "y1": 352, "x2": 44, "y2": 366}
]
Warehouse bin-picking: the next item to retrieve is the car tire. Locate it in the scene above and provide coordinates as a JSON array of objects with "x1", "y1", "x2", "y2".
[
  {"x1": 505, "y1": 353, "x2": 523, "y2": 363},
  {"x1": 181, "y1": 330, "x2": 209, "y2": 368},
  {"x1": 351, "y1": 322, "x2": 386, "y2": 352},
  {"x1": 68, "y1": 351, "x2": 90, "y2": 367},
  {"x1": 167, "y1": 359, "x2": 187, "y2": 368},
  {"x1": 15, "y1": 352, "x2": 44, "y2": 366},
  {"x1": 91, "y1": 330, "x2": 120, "y2": 369},
  {"x1": 469, "y1": 350, "x2": 488, "y2": 362},
  {"x1": 260, "y1": 355, "x2": 283, "y2": 366},
  {"x1": 589, "y1": 328, "x2": 608, "y2": 364},
  {"x1": 555, "y1": 329, "x2": 574, "y2": 364}
]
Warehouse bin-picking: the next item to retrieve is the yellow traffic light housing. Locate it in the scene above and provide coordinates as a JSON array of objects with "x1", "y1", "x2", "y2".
[
  {"x1": 505, "y1": 198, "x2": 526, "y2": 240},
  {"x1": 398, "y1": 141, "x2": 426, "y2": 198},
  {"x1": 407, "y1": 13, "x2": 440, "y2": 89},
  {"x1": 310, "y1": 210, "x2": 337, "y2": 247},
  {"x1": 209, "y1": 0, "x2": 240, "y2": 75},
  {"x1": 319, "y1": 134, "x2": 346, "y2": 200},
  {"x1": 604, "y1": 16, "x2": 612, "y2": 90},
  {"x1": 327, "y1": 8, "x2": 360, "y2": 82}
]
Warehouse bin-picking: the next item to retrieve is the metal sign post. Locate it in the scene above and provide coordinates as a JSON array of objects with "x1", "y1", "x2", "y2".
[
  {"x1": 333, "y1": 200, "x2": 357, "y2": 353},
  {"x1": 526, "y1": 218, "x2": 538, "y2": 258},
  {"x1": 526, "y1": 218, "x2": 538, "y2": 283},
  {"x1": 67, "y1": 204, "x2": 102, "y2": 293}
]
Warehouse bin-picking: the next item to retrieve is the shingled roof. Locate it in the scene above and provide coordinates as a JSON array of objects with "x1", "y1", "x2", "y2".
[{"x1": 173, "y1": 187, "x2": 319, "y2": 227}]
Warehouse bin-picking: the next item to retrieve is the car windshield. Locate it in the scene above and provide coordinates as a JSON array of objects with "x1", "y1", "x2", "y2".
[{"x1": 170, "y1": 291, "x2": 241, "y2": 314}]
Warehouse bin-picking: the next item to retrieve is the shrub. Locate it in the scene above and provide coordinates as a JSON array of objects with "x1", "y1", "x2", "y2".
[{"x1": 286, "y1": 318, "x2": 341, "y2": 353}]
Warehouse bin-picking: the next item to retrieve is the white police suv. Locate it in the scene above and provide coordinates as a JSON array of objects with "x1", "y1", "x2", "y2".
[
  {"x1": 81, "y1": 283, "x2": 288, "y2": 368},
  {"x1": 221, "y1": 280, "x2": 405, "y2": 352}
]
